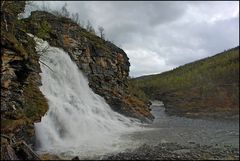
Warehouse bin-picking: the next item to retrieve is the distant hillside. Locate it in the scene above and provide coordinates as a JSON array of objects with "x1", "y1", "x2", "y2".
[{"x1": 130, "y1": 47, "x2": 239, "y2": 118}]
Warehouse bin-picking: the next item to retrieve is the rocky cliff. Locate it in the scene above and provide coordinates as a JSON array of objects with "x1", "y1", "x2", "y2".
[
  {"x1": 1, "y1": 1, "x2": 48, "y2": 160},
  {"x1": 1, "y1": 1, "x2": 153, "y2": 160},
  {"x1": 23, "y1": 10, "x2": 153, "y2": 122}
]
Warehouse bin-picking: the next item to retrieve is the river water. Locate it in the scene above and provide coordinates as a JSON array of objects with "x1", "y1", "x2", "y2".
[
  {"x1": 83, "y1": 101, "x2": 239, "y2": 159},
  {"x1": 32, "y1": 35, "x2": 239, "y2": 159},
  {"x1": 125, "y1": 101, "x2": 239, "y2": 149}
]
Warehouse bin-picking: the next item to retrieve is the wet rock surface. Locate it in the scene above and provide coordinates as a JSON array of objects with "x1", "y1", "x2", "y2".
[
  {"x1": 104, "y1": 143, "x2": 239, "y2": 160},
  {"x1": 1, "y1": 135, "x2": 41, "y2": 160},
  {"x1": 24, "y1": 10, "x2": 154, "y2": 122}
]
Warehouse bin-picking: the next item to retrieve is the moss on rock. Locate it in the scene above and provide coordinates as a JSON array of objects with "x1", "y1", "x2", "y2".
[
  {"x1": 36, "y1": 21, "x2": 52, "y2": 39},
  {"x1": 23, "y1": 73, "x2": 48, "y2": 121}
]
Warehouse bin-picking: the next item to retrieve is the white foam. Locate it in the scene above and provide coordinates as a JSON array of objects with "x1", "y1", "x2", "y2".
[{"x1": 33, "y1": 37, "x2": 143, "y2": 158}]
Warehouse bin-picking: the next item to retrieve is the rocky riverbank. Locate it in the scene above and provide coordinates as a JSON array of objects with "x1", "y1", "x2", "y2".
[{"x1": 104, "y1": 142, "x2": 239, "y2": 160}]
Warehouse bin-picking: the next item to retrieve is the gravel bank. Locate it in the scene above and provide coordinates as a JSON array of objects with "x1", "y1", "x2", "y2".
[{"x1": 104, "y1": 143, "x2": 239, "y2": 160}]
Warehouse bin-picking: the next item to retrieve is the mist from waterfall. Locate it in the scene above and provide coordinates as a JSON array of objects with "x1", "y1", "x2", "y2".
[{"x1": 32, "y1": 36, "x2": 143, "y2": 158}]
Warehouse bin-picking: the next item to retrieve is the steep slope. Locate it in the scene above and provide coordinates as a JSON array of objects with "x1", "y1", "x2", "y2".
[
  {"x1": 1, "y1": 1, "x2": 48, "y2": 160},
  {"x1": 1, "y1": 0, "x2": 49, "y2": 144},
  {"x1": 131, "y1": 47, "x2": 239, "y2": 118},
  {"x1": 23, "y1": 11, "x2": 153, "y2": 122},
  {"x1": 1, "y1": 1, "x2": 153, "y2": 160}
]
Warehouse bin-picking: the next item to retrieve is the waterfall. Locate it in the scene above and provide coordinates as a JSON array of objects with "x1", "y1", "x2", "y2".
[{"x1": 32, "y1": 36, "x2": 142, "y2": 158}]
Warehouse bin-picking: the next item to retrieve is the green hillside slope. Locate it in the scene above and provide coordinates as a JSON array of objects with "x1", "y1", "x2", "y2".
[{"x1": 131, "y1": 47, "x2": 239, "y2": 118}]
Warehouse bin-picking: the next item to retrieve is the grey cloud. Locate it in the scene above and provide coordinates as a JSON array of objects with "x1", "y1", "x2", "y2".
[{"x1": 26, "y1": 1, "x2": 239, "y2": 77}]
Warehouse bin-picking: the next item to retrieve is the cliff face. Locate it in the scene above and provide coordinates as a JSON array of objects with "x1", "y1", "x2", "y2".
[
  {"x1": 1, "y1": 3, "x2": 153, "y2": 158},
  {"x1": 23, "y1": 11, "x2": 153, "y2": 122},
  {"x1": 1, "y1": 2, "x2": 49, "y2": 160},
  {"x1": 1, "y1": 1, "x2": 49, "y2": 141}
]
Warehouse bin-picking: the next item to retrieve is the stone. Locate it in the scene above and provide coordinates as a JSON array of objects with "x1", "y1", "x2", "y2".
[
  {"x1": 13, "y1": 141, "x2": 41, "y2": 160},
  {"x1": 81, "y1": 63, "x2": 92, "y2": 74},
  {"x1": 1, "y1": 144, "x2": 19, "y2": 160},
  {"x1": 2, "y1": 79, "x2": 11, "y2": 89},
  {"x1": 71, "y1": 156, "x2": 80, "y2": 160}
]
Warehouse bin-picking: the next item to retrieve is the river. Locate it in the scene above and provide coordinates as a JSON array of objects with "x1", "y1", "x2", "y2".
[
  {"x1": 33, "y1": 35, "x2": 239, "y2": 159},
  {"x1": 127, "y1": 101, "x2": 239, "y2": 149},
  {"x1": 38, "y1": 101, "x2": 239, "y2": 160},
  {"x1": 103, "y1": 101, "x2": 239, "y2": 160},
  {"x1": 85, "y1": 100, "x2": 239, "y2": 159}
]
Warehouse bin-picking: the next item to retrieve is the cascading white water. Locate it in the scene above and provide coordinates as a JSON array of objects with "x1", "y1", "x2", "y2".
[{"x1": 32, "y1": 36, "x2": 143, "y2": 158}]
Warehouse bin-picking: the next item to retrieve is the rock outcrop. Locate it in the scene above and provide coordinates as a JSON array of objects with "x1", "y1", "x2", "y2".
[
  {"x1": 1, "y1": 2, "x2": 153, "y2": 160},
  {"x1": 1, "y1": 1, "x2": 49, "y2": 160},
  {"x1": 23, "y1": 10, "x2": 154, "y2": 122}
]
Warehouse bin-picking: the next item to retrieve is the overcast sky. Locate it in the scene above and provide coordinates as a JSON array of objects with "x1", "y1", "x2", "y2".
[{"x1": 25, "y1": 1, "x2": 239, "y2": 77}]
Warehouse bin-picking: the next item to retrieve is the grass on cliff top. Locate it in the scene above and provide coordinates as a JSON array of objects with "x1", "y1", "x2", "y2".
[{"x1": 130, "y1": 46, "x2": 239, "y2": 99}]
